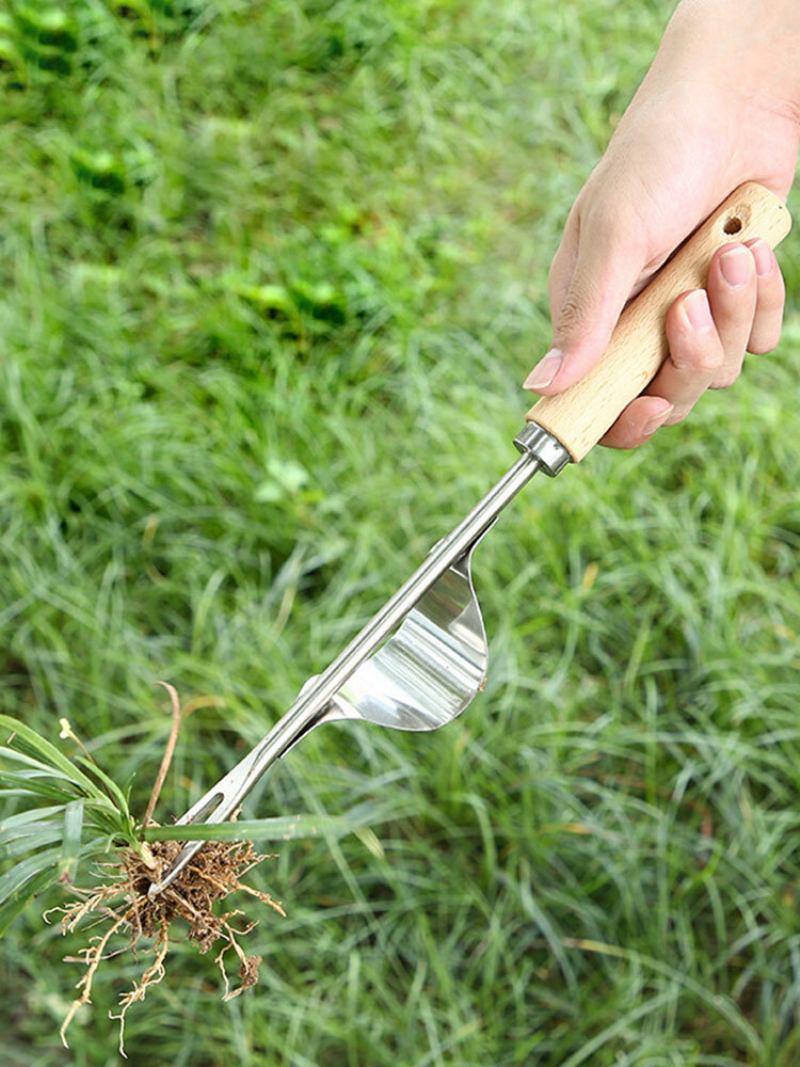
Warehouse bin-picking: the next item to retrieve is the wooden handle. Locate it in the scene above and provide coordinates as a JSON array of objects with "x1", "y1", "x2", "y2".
[{"x1": 527, "y1": 182, "x2": 792, "y2": 461}]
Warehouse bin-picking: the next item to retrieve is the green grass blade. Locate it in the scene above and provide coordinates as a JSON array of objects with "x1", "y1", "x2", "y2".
[
  {"x1": 0, "y1": 868, "x2": 60, "y2": 937},
  {"x1": 1, "y1": 827, "x2": 64, "y2": 859},
  {"x1": 143, "y1": 801, "x2": 415, "y2": 843},
  {"x1": 59, "y1": 799, "x2": 84, "y2": 880},
  {"x1": 144, "y1": 815, "x2": 348, "y2": 842},
  {"x1": 73, "y1": 756, "x2": 131, "y2": 817},
  {"x1": 0, "y1": 805, "x2": 65, "y2": 832},
  {"x1": 0, "y1": 716, "x2": 104, "y2": 800},
  {"x1": 0, "y1": 778, "x2": 80, "y2": 804},
  {"x1": 0, "y1": 746, "x2": 78, "y2": 779},
  {"x1": 0, "y1": 847, "x2": 62, "y2": 909}
]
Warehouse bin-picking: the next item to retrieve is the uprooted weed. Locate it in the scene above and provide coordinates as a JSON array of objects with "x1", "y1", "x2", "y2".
[{"x1": 49, "y1": 685, "x2": 285, "y2": 1054}]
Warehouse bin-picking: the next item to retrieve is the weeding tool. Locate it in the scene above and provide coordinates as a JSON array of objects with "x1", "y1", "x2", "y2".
[{"x1": 149, "y1": 182, "x2": 791, "y2": 898}]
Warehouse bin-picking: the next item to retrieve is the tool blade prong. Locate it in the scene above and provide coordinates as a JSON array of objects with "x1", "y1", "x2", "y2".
[{"x1": 147, "y1": 786, "x2": 241, "y2": 899}]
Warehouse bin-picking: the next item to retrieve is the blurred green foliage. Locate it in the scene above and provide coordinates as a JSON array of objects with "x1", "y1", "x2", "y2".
[{"x1": 2, "y1": 1, "x2": 800, "y2": 1064}]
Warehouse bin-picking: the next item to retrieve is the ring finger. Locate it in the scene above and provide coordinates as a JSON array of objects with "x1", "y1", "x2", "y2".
[
  {"x1": 600, "y1": 288, "x2": 726, "y2": 448},
  {"x1": 706, "y1": 242, "x2": 758, "y2": 388}
]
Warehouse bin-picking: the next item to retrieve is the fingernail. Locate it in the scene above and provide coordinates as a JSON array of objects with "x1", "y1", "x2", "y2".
[
  {"x1": 642, "y1": 404, "x2": 674, "y2": 438},
  {"x1": 750, "y1": 239, "x2": 774, "y2": 277},
  {"x1": 720, "y1": 245, "x2": 753, "y2": 287},
  {"x1": 683, "y1": 289, "x2": 713, "y2": 331},
  {"x1": 523, "y1": 348, "x2": 563, "y2": 390}
]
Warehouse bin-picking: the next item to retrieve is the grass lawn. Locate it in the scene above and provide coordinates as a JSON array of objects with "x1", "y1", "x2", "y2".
[{"x1": 2, "y1": 1, "x2": 800, "y2": 1063}]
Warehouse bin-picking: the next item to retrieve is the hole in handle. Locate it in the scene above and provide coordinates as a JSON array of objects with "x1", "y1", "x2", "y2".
[{"x1": 723, "y1": 215, "x2": 743, "y2": 235}]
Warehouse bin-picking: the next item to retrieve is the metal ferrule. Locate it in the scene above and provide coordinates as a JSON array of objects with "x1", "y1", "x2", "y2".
[{"x1": 513, "y1": 423, "x2": 571, "y2": 478}]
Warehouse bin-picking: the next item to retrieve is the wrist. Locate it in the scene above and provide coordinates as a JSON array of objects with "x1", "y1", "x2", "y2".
[{"x1": 663, "y1": 0, "x2": 800, "y2": 123}]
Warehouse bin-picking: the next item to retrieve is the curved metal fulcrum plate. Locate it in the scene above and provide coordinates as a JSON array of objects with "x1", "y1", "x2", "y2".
[{"x1": 325, "y1": 528, "x2": 493, "y2": 732}]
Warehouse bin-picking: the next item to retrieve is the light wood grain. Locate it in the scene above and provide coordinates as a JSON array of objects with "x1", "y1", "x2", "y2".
[{"x1": 527, "y1": 182, "x2": 792, "y2": 461}]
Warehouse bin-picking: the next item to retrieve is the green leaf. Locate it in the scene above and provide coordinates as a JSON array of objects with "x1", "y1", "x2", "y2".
[
  {"x1": 254, "y1": 457, "x2": 310, "y2": 503},
  {"x1": 0, "y1": 831, "x2": 115, "y2": 931},
  {"x1": 143, "y1": 800, "x2": 413, "y2": 842},
  {"x1": 0, "y1": 777, "x2": 83, "y2": 804},
  {"x1": 0, "y1": 847, "x2": 62, "y2": 909},
  {"x1": 15, "y1": 6, "x2": 79, "y2": 49},
  {"x1": 0, "y1": 36, "x2": 27, "y2": 83},
  {"x1": 0, "y1": 805, "x2": 65, "y2": 833},
  {"x1": 0, "y1": 745, "x2": 84, "y2": 782},
  {"x1": 1, "y1": 826, "x2": 64, "y2": 859},
  {"x1": 233, "y1": 282, "x2": 296, "y2": 316},
  {"x1": 74, "y1": 755, "x2": 131, "y2": 818},
  {"x1": 70, "y1": 149, "x2": 126, "y2": 194},
  {"x1": 109, "y1": 0, "x2": 155, "y2": 33},
  {"x1": 289, "y1": 280, "x2": 347, "y2": 322},
  {"x1": 60, "y1": 800, "x2": 84, "y2": 880},
  {"x1": 0, "y1": 716, "x2": 103, "y2": 800},
  {"x1": 0, "y1": 867, "x2": 59, "y2": 936}
]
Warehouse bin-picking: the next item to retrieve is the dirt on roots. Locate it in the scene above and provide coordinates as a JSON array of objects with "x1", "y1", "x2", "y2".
[{"x1": 50, "y1": 685, "x2": 286, "y2": 1055}]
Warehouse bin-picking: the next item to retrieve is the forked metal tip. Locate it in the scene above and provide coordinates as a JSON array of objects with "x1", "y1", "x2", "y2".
[
  {"x1": 146, "y1": 707, "x2": 307, "y2": 899},
  {"x1": 146, "y1": 784, "x2": 236, "y2": 900},
  {"x1": 147, "y1": 839, "x2": 205, "y2": 899}
]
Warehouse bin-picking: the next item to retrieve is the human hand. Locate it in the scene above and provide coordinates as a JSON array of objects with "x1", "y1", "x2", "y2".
[{"x1": 524, "y1": 0, "x2": 800, "y2": 448}]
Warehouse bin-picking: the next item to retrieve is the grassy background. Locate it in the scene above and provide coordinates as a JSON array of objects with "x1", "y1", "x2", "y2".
[{"x1": 2, "y1": 1, "x2": 800, "y2": 1063}]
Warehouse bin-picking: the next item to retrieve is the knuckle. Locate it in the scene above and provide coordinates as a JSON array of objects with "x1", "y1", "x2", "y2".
[
  {"x1": 557, "y1": 288, "x2": 594, "y2": 333},
  {"x1": 709, "y1": 368, "x2": 741, "y2": 390},
  {"x1": 748, "y1": 330, "x2": 781, "y2": 355},
  {"x1": 671, "y1": 344, "x2": 724, "y2": 376},
  {"x1": 696, "y1": 355, "x2": 725, "y2": 376},
  {"x1": 665, "y1": 405, "x2": 691, "y2": 426}
]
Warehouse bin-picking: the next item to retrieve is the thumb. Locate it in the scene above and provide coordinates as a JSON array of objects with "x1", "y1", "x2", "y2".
[{"x1": 525, "y1": 211, "x2": 646, "y2": 395}]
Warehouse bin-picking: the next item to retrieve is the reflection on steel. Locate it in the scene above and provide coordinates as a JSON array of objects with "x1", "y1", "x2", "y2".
[{"x1": 331, "y1": 539, "x2": 489, "y2": 730}]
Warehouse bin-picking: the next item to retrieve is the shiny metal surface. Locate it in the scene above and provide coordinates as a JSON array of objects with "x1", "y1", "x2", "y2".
[
  {"x1": 331, "y1": 523, "x2": 492, "y2": 730},
  {"x1": 149, "y1": 426, "x2": 570, "y2": 898},
  {"x1": 514, "y1": 422, "x2": 571, "y2": 477}
]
